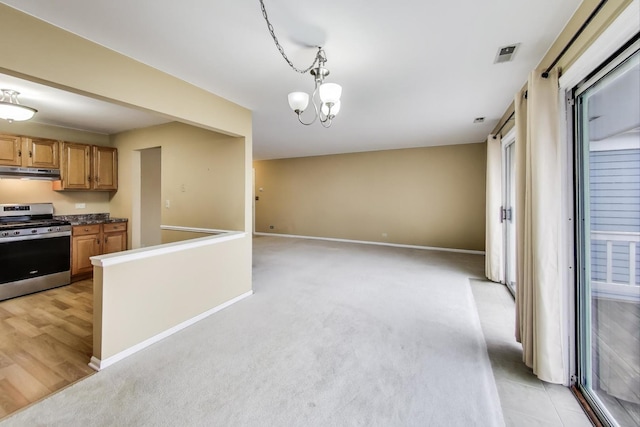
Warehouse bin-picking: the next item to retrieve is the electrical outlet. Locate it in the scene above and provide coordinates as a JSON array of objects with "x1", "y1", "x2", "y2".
[
  {"x1": 165, "y1": 200, "x2": 171, "y2": 208},
  {"x1": 382, "y1": 232, "x2": 388, "y2": 238},
  {"x1": 75, "y1": 203, "x2": 86, "y2": 209},
  {"x1": 269, "y1": 225, "x2": 274, "y2": 229}
]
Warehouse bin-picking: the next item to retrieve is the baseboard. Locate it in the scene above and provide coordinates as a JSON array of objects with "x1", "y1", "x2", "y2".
[
  {"x1": 253, "y1": 232, "x2": 485, "y2": 255},
  {"x1": 89, "y1": 290, "x2": 254, "y2": 371}
]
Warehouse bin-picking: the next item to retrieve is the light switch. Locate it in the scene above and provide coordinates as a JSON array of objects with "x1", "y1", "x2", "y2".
[{"x1": 165, "y1": 200, "x2": 171, "y2": 208}]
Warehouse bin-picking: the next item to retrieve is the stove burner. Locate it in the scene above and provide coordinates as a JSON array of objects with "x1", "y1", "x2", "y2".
[{"x1": 0, "y1": 204, "x2": 71, "y2": 238}]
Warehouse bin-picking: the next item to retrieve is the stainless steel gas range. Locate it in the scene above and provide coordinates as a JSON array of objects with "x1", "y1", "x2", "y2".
[{"x1": 0, "y1": 203, "x2": 71, "y2": 301}]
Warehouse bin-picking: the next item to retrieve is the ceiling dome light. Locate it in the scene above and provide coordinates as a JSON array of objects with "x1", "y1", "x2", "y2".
[{"x1": 0, "y1": 89, "x2": 37, "y2": 123}]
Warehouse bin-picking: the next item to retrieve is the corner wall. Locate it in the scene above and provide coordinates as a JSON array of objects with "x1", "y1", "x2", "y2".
[
  {"x1": 0, "y1": 4, "x2": 253, "y2": 369},
  {"x1": 254, "y1": 142, "x2": 486, "y2": 251}
]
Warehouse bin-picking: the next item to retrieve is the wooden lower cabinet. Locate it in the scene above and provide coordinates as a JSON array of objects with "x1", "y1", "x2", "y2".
[
  {"x1": 71, "y1": 221, "x2": 127, "y2": 280},
  {"x1": 103, "y1": 222, "x2": 127, "y2": 254}
]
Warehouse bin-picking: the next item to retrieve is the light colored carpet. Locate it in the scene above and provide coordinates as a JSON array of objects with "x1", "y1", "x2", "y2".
[{"x1": 3, "y1": 236, "x2": 504, "y2": 426}]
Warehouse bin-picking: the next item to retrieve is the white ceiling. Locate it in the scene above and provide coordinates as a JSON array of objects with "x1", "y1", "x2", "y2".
[{"x1": 1, "y1": 0, "x2": 582, "y2": 159}]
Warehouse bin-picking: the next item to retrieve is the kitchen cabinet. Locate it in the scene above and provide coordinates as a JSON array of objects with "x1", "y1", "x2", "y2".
[
  {"x1": 102, "y1": 222, "x2": 127, "y2": 254},
  {"x1": 0, "y1": 134, "x2": 59, "y2": 168},
  {"x1": 55, "y1": 142, "x2": 117, "y2": 191},
  {"x1": 72, "y1": 224, "x2": 101, "y2": 277},
  {"x1": 71, "y1": 221, "x2": 127, "y2": 280}
]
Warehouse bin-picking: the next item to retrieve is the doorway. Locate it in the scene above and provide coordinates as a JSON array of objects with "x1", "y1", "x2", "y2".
[
  {"x1": 502, "y1": 132, "x2": 517, "y2": 295},
  {"x1": 139, "y1": 147, "x2": 162, "y2": 248}
]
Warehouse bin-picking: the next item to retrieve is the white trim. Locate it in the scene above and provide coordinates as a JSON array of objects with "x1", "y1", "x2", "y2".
[
  {"x1": 253, "y1": 232, "x2": 485, "y2": 255},
  {"x1": 559, "y1": 0, "x2": 640, "y2": 90},
  {"x1": 590, "y1": 131, "x2": 640, "y2": 151},
  {"x1": 160, "y1": 225, "x2": 233, "y2": 234},
  {"x1": 91, "y1": 231, "x2": 246, "y2": 267},
  {"x1": 592, "y1": 281, "x2": 640, "y2": 303},
  {"x1": 89, "y1": 290, "x2": 254, "y2": 371}
]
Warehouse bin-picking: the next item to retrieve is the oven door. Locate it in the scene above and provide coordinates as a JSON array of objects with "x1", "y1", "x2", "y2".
[{"x1": 0, "y1": 232, "x2": 71, "y2": 287}]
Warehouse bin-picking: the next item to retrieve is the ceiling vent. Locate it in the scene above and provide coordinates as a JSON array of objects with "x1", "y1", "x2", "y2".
[
  {"x1": 473, "y1": 117, "x2": 485, "y2": 123},
  {"x1": 494, "y1": 43, "x2": 520, "y2": 64}
]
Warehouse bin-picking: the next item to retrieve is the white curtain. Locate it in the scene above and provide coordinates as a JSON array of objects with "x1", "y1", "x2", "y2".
[
  {"x1": 515, "y1": 68, "x2": 565, "y2": 383},
  {"x1": 485, "y1": 135, "x2": 503, "y2": 282}
]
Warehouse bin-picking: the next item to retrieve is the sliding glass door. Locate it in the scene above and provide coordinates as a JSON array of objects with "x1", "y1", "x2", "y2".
[{"x1": 575, "y1": 47, "x2": 639, "y2": 426}]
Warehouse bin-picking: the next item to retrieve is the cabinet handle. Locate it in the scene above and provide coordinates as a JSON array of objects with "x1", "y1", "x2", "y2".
[
  {"x1": 29, "y1": 151, "x2": 33, "y2": 158},
  {"x1": 18, "y1": 150, "x2": 21, "y2": 157},
  {"x1": 87, "y1": 175, "x2": 91, "y2": 182},
  {"x1": 105, "y1": 236, "x2": 108, "y2": 243},
  {"x1": 84, "y1": 228, "x2": 89, "y2": 232},
  {"x1": 96, "y1": 239, "x2": 100, "y2": 245},
  {"x1": 95, "y1": 176, "x2": 100, "y2": 183}
]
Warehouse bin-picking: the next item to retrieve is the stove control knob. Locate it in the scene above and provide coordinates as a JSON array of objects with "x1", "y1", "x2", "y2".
[
  {"x1": 13, "y1": 231, "x2": 20, "y2": 236},
  {"x1": 47, "y1": 228, "x2": 53, "y2": 232},
  {"x1": 56, "y1": 227, "x2": 61, "y2": 231},
  {"x1": 31, "y1": 229, "x2": 38, "y2": 234},
  {"x1": 1, "y1": 231, "x2": 8, "y2": 237}
]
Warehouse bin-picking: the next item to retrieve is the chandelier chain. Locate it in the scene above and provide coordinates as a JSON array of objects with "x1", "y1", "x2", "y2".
[{"x1": 259, "y1": 0, "x2": 320, "y2": 74}]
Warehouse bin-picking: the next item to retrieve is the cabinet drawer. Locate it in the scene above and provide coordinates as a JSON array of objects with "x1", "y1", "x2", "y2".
[
  {"x1": 103, "y1": 222, "x2": 127, "y2": 233},
  {"x1": 72, "y1": 224, "x2": 101, "y2": 236}
]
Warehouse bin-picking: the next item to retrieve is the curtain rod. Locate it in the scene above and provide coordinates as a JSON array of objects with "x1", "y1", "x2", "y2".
[
  {"x1": 542, "y1": 0, "x2": 608, "y2": 78},
  {"x1": 492, "y1": 111, "x2": 515, "y2": 139}
]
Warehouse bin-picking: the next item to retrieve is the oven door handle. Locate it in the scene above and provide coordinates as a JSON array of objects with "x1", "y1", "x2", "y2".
[{"x1": 0, "y1": 231, "x2": 71, "y2": 243}]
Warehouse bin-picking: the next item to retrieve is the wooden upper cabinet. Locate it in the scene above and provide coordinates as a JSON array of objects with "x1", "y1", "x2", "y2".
[
  {"x1": 23, "y1": 138, "x2": 59, "y2": 168},
  {"x1": 60, "y1": 142, "x2": 91, "y2": 190},
  {"x1": 0, "y1": 135, "x2": 59, "y2": 168},
  {"x1": 55, "y1": 142, "x2": 118, "y2": 191},
  {"x1": 0, "y1": 134, "x2": 22, "y2": 166},
  {"x1": 92, "y1": 146, "x2": 118, "y2": 191}
]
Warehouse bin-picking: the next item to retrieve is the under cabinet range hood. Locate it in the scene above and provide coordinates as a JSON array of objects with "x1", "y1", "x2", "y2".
[{"x1": 0, "y1": 165, "x2": 61, "y2": 180}]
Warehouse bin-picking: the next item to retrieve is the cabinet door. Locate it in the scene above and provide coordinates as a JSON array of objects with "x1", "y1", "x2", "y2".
[
  {"x1": 92, "y1": 146, "x2": 118, "y2": 190},
  {"x1": 103, "y1": 231, "x2": 127, "y2": 254},
  {"x1": 61, "y1": 142, "x2": 91, "y2": 189},
  {"x1": 72, "y1": 234, "x2": 100, "y2": 276},
  {"x1": 0, "y1": 134, "x2": 22, "y2": 166},
  {"x1": 24, "y1": 138, "x2": 59, "y2": 168},
  {"x1": 102, "y1": 222, "x2": 127, "y2": 254}
]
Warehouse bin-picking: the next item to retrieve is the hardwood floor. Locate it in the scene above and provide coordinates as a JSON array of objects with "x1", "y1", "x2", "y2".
[{"x1": 0, "y1": 279, "x2": 94, "y2": 420}]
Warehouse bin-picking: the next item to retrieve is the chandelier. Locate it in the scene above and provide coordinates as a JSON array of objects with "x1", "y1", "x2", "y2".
[
  {"x1": 0, "y1": 89, "x2": 37, "y2": 123},
  {"x1": 260, "y1": 1, "x2": 342, "y2": 128}
]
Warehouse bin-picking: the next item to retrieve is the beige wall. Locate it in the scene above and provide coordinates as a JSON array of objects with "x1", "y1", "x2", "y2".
[
  {"x1": 95, "y1": 234, "x2": 251, "y2": 361},
  {"x1": 0, "y1": 180, "x2": 111, "y2": 215},
  {"x1": 110, "y1": 122, "x2": 245, "y2": 248},
  {"x1": 0, "y1": 122, "x2": 112, "y2": 214},
  {"x1": 254, "y1": 143, "x2": 486, "y2": 251}
]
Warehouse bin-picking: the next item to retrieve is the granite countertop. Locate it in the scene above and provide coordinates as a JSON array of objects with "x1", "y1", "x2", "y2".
[{"x1": 55, "y1": 213, "x2": 128, "y2": 226}]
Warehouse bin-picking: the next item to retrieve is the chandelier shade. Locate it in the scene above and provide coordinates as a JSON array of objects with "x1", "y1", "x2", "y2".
[
  {"x1": 0, "y1": 89, "x2": 37, "y2": 123},
  {"x1": 318, "y1": 83, "x2": 342, "y2": 105},
  {"x1": 288, "y1": 92, "x2": 310, "y2": 113}
]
